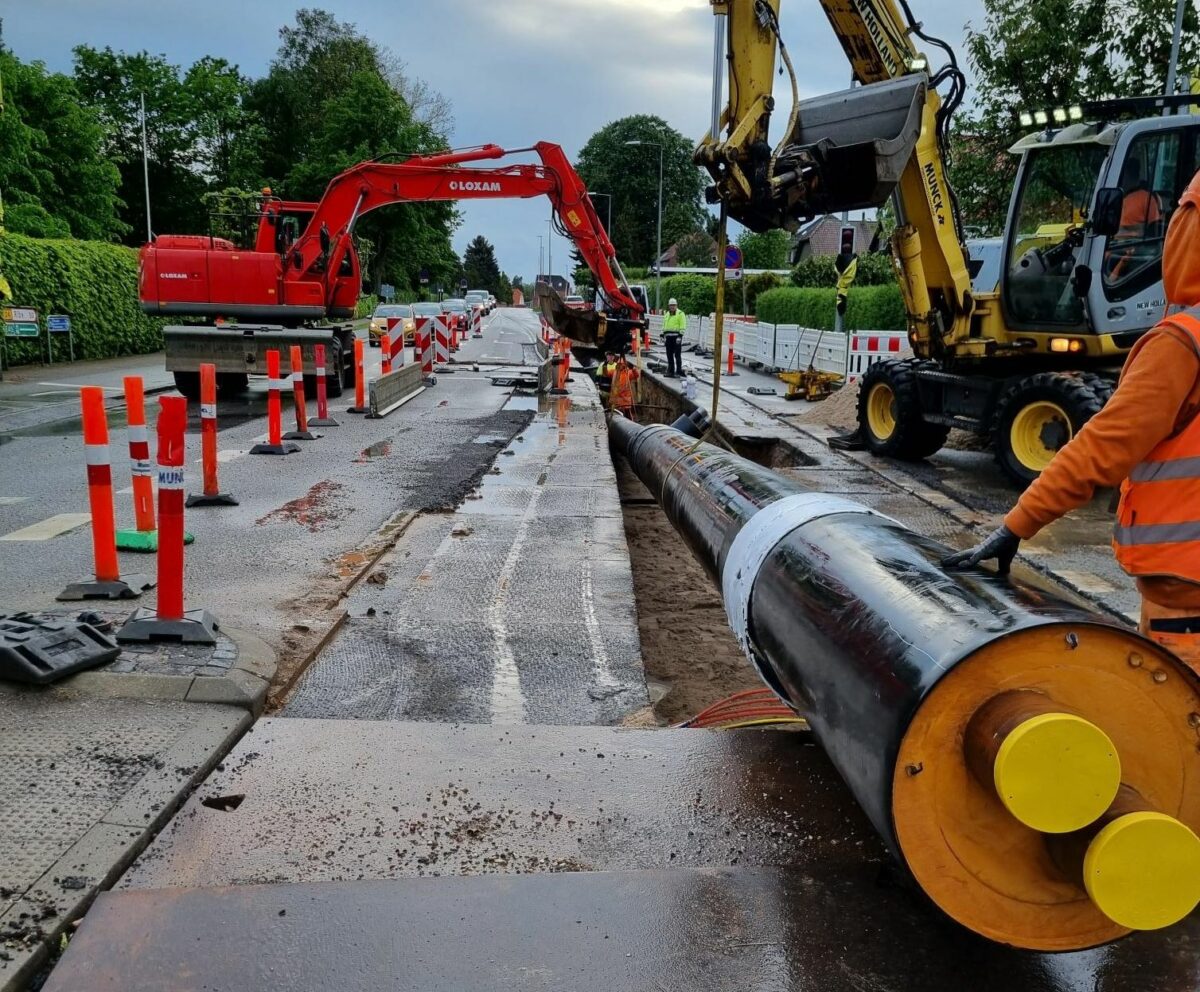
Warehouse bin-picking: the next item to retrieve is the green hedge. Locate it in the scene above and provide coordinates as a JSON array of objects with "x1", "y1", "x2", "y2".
[
  {"x1": 0, "y1": 233, "x2": 167, "y2": 367},
  {"x1": 755, "y1": 284, "x2": 907, "y2": 331},
  {"x1": 355, "y1": 294, "x2": 380, "y2": 318},
  {"x1": 791, "y1": 252, "x2": 896, "y2": 288}
]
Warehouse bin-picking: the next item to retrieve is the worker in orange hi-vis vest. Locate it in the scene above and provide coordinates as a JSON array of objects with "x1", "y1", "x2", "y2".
[
  {"x1": 609, "y1": 356, "x2": 639, "y2": 417},
  {"x1": 945, "y1": 167, "x2": 1200, "y2": 674}
]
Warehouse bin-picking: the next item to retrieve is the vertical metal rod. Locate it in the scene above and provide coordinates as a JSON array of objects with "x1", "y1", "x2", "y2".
[
  {"x1": 141, "y1": 92, "x2": 153, "y2": 242},
  {"x1": 1166, "y1": 0, "x2": 1187, "y2": 114},
  {"x1": 711, "y1": 203, "x2": 729, "y2": 420},
  {"x1": 710, "y1": 10, "x2": 727, "y2": 142},
  {"x1": 655, "y1": 145, "x2": 663, "y2": 313},
  {"x1": 547, "y1": 215, "x2": 553, "y2": 284}
]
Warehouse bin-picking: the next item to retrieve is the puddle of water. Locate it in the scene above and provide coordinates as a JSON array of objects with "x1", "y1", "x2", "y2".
[
  {"x1": 353, "y1": 440, "x2": 393, "y2": 463},
  {"x1": 505, "y1": 395, "x2": 539, "y2": 412},
  {"x1": 473, "y1": 434, "x2": 509, "y2": 445}
]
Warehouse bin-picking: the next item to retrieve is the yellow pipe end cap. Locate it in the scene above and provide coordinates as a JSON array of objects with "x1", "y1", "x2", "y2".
[
  {"x1": 993, "y1": 712, "x2": 1120, "y2": 833},
  {"x1": 1084, "y1": 812, "x2": 1200, "y2": 931}
]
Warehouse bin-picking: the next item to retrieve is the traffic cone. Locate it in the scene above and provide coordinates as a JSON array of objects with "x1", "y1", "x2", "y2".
[
  {"x1": 59, "y1": 386, "x2": 153, "y2": 600},
  {"x1": 348, "y1": 337, "x2": 369, "y2": 414},
  {"x1": 309, "y1": 343, "x2": 339, "y2": 427},
  {"x1": 118, "y1": 395, "x2": 219, "y2": 644},
  {"x1": 250, "y1": 349, "x2": 301, "y2": 455},
  {"x1": 186, "y1": 363, "x2": 238, "y2": 507},
  {"x1": 283, "y1": 345, "x2": 320, "y2": 441}
]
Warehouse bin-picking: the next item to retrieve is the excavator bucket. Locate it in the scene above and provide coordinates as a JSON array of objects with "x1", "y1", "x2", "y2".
[
  {"x1": 535, "y1": 283, "x2": 605, "y2": 348},
  {"x1": 782, "y1": 75, "x2": 926, "y2": 220}
]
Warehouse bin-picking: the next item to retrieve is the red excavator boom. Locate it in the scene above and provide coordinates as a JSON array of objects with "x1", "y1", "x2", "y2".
[{"x1": 139, "y1": 143, "x2": 642, "y2": 345}]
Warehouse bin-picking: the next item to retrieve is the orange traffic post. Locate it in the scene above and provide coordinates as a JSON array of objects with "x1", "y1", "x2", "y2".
[
  {"x1": 381, "y1": 334, "x2": 393, "y2": 376},
  {"x1": 250, "y1": 349, "x2": 300, "y2": 455},
  {"x1": 186, "y1": 364, "x2": 239, "y2": 507},
  {"x1": 309, "y1": 343, "x2": 339, "y2": 427},
  {"x1": 727, "y1": 331, "x2": 738, "y2": 377},
  {"x1": 115, "y1": 375, "x2": 158, "y2": 552},
  {"x1": 283, "y1": 344, "x2": 320, "y2": 441},
  {"x1": 118, "y1": 395, "x2": 218, "y2": 645},
  {"x1": 348, "y1": 336, "x2": 369, "y2": 414},
  {"x1": 59, "y1": 385, "x2": 153, "y2": 600},
  {"x1": 550, "y1": 337, "x2": 570, "y2": 395}
]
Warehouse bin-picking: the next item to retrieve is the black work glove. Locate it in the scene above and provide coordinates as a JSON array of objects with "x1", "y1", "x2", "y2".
[{"x1": 941, "y1": 525, "x2": 1021, "y2": 576}]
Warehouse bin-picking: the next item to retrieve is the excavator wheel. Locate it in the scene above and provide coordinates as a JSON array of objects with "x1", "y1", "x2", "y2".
[
  {"x1": 991, "y1": 372, "x2": 1106, "y2": 488},
  {"x1": 857, "y1": 358, "x2": 949, "y2": 461}
]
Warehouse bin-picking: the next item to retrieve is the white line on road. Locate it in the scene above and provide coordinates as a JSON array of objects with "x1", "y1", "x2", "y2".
[
  {"x1": 0, "y1": 513, "x2": 91, "y2": 541},
  {"x1": 488, "y1": 489, "x2": 538, "y2": 724},
  {"x1": 37, "y1": 382, "x2": 122, "y2": 391},
  {"x1": 0, "y1": 497, "x2": 30, "y2": 506}
]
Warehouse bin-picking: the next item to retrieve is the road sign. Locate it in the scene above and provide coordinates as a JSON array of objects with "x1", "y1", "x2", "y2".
[
  {"x1": 4, "y1": 322, "x2": 39, "y2": 338},
  {"x1": 724, "y1": 245, "x2": 743, "y2": 271},
  {"x1": 379, "y1": 284, "x2": 395, "y2": 301},
  {"x1": 419, "y1": 268, "x2": 430, "y2": 285},
  {"x1": 2, "y1": 307, "x2": 37, "y2": 323},
  {"x1": 48, "y1": 314, "x2": 71, "y2": 333},
  {"x1": 459, "y1": 279, "x2": 468, "y2": 291}
]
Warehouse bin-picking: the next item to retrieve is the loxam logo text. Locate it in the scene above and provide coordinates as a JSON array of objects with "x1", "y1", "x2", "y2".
[
  {"x1": 449, "y1": 180, "x2": 502, "y2": 192},
  {"x1": 923, "y1": 162, "x2": 946, "y2": 227},
  {"x1": 160, "y1": 273, "x2": 190, "y2": 279}
]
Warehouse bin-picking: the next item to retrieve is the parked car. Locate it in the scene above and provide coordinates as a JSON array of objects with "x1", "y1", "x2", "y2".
[
  {"x1": 564, "y1": 294, "x2": 586, "y2": 308},
  {"x1": 440, "y1": 298, "x2": 468, "y2": 333},
  {"x1": 369, "y1": 303, "x2": 415, "y2": 346}
]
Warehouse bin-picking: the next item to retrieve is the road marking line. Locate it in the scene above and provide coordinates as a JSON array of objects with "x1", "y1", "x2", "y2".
[
  {"x1": 0, "y1": 497, "x2": 30, "y2": 506},
  {"x1": 489, "y1": 491, "x2": 538, "y2": 724},
  {"x1": 0, "y1": 513, "x2": 91, "y2": 541},
  {"x1": 37, "y1": 382, "x2": 122, "y2": 391}
]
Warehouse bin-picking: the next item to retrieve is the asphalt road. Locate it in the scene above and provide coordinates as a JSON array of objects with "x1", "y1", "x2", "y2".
[{"x1": 0, "y1": 312, "x2": 545, "y2": 649}]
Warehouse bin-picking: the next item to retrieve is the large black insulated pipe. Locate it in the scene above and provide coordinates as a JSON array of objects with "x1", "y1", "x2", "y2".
[{"x1": 610, "y1": 415, "x2": 1200, "y2": 950}]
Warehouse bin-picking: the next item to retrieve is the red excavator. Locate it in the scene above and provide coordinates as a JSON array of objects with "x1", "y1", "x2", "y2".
[{"x1": 139, "y1": 142, "x2": 644, "y2": 398}]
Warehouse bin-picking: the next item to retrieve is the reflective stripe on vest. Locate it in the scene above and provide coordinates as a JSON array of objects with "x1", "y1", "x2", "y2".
[{"x1": 1113, "y1": 307, "x2": 1200, "y2": 581}]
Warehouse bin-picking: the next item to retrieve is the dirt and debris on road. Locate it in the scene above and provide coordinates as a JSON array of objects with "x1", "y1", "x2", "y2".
[
  {"x1": 615, "y1": 455, "x2": 761, "y2": 725},
  {"x1": 256, "y1": 480, "x2": 349, "y2": 532}
]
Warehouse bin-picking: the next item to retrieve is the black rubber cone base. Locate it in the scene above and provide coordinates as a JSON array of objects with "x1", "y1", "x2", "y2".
[
  {"x1": 346, "y1": 405, "x2": 369, "y2": 414},
  {"x1": 186, "y1": 492, "x2": 240, "y2": 507},
  {"x1": 309, "y1": 417, "x2": 339, "y2": 427},
  {"x1": 249, "y1": 441, "x2": 301, "y2": 455},
  {"x1": 282, "y1": 430, "x2": 321, "y2": 441},
  {"x1": 117, "y1": 607, "x2": 219, "y2": 645},
  {"x1": 57, "y1": 574, "x2": 154, "y2": 602}
]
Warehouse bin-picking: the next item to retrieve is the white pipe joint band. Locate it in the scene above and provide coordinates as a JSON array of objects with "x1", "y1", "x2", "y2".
[{"x1": 721, "y1": 493, "x2": 893, "y2": 659}]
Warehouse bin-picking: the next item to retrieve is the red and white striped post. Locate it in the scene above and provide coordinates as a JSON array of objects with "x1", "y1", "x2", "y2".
[
  {"x1": 381, "y1": 334, "x2": 393, "y2": 375},
  {"x1": 283, "y1": 344, "x2": 319, "y2": 440},
  {"x1": 727, "y1": 331, "x2": 737, "y2": 377},
  {"x1": 250, "y1": 349, "x2": 300, "y2": 454},
  {"x1": 186, "y1": 363, "x2": 238, "y2": 506},
  {"x1": 118, "y1": 395, "x2": 219, "y2": 645},
  {"x1": 416, "y1": 319, "x2": 435, "y2": 378},
  {"x1": 59, "y1": 385, "x2": 153, "y2": 600},
  {"x1": 309, "y1": 343, "x2": 339, "y2": 427},
  {"x1": 434, "y1": 319, "x2": 450, "y2": 367},
  {"x1": 348, "y1": 337, "x2": 369, "y2": 414}
]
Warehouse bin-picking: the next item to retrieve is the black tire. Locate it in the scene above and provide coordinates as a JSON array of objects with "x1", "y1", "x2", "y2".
[
  {"x1": 1077, "y1": 371, "x2": 1116, "y2": 407},
  {"x1": 327, "y1": 337, "x2": 347, "y2": 398},
  {"x1": 172, "y1": 370, "x2": 202, "y2": 400},
  {"x1": 216, "y1": 373, "x2": 249, "y2": 398},
  {"x1": 857, "y1": 358, "x2": 950, "y2": 461},
  {"x1": 991, "y1": 372, "x2": 1106, "y2": 488}
]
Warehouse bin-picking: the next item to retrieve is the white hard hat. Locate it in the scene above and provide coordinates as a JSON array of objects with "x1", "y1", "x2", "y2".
[{"x1": 668, "y1": 298, "x2": 678, "y2": 306}]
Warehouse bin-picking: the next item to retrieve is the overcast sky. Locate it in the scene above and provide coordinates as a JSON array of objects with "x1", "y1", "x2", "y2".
[{"x1": 7, "y1": 0, "x2": 986, "y2": 281}]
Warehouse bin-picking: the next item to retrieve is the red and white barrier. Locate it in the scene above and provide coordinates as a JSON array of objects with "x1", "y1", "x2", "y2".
[
  {"x1": 847, "y1": 333, "x2": 906, "y2": 382},
  {"x1": 434, "y1": 317, "x2": 451, "y2": 364},
  {"x1": 470, "y1": 307, "x2": 483, "y2": 338},
  {"x1": 415, "y1": 323, "x2": 434, "y2": 376}
]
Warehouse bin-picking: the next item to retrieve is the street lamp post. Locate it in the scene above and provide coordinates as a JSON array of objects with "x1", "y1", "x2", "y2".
[
  {"x1": 590, "y1": 192, "x2": 613, "y2": 234},
  {"x1": 624, "y1": 139, "x2": 664, "y2": 311}
]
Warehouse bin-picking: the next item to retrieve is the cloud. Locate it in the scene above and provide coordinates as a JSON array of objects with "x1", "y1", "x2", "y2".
[{"x1": 9, "y1": 0, "x2": 984, "y2": 278}]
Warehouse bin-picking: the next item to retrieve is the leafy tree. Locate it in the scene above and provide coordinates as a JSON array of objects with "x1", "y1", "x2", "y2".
[
  {"x1": 574, "y1": 115, "x2": 706, "y2": 267},
  {"x1": 950, "y1": 0, "x2": 1200, "y2": 234},
  {"x1": 183, "y1": 56, "x2": 263, "y2": 190},
  {"x1": 463, "y1": 235, "x2": 502, "y2": 295},
  {"x1": 674, "y1": 229, "x2": 715, "y2": 267},
  {"x1": 0, "y1": 49, "x2": 125, "y2": 240},
  {"x1": 72, "y1": 46, "x2": 212, "y2": 240},
  {"x1": 737, "y1": 228, "x2": 791, "y2": 269}
]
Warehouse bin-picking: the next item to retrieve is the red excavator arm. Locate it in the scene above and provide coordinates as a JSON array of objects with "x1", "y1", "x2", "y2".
[{"x1": 139, "y1": 143, "x2": 642, "y2": 347}]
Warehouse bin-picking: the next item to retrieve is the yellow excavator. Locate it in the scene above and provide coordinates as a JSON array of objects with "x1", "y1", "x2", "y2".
[{"x1": 697, "y1": 0, "x2": 1200, "y2": 485}]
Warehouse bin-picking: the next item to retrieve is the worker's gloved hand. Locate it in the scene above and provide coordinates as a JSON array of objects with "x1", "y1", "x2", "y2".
[{"x1": 941, "y1": 525, "x2": 1021, "y2": 576}]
